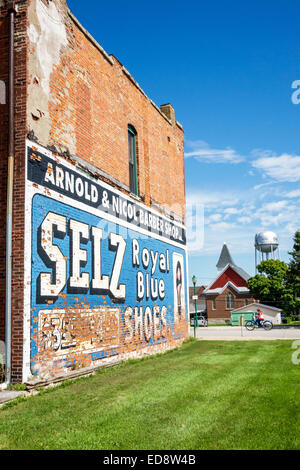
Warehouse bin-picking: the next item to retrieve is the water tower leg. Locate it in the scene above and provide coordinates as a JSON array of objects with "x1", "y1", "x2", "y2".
[{"x1": 255, "y1": 248, "x2": 257, "y2": 273}]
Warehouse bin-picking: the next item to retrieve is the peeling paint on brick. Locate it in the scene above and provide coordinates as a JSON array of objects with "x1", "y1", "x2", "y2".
[
  {"x1": 0, "y1": 0, "x2": 187, "y2": 383},
  {"x1": 27, "y1": 0, "x2": 72, "y2": 151},
  {"x1": 30, "y1": 0, "x2": 67, "y2": 95},
  {"x1": 23, "y1": 142, "x2": 188, "y2": 381}
]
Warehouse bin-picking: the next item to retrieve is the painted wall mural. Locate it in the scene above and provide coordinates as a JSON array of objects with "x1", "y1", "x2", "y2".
[{"x1": 24, "y1": 141, "x2": 188, "y2": 379}]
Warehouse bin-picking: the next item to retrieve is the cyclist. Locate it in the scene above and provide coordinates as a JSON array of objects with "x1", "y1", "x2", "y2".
[{"x1": 256, "y1": 308, "x2": 264, "y2": 328}]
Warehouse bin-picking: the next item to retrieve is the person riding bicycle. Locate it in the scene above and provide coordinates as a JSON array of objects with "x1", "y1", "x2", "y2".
[{"x1": 255, "y1": 308, "x2": 264, "y2": 328}]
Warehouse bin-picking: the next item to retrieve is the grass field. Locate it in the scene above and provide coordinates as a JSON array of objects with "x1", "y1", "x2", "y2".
[{"x1": 0, "y1": 339, "x2": 299, "y2": 450}]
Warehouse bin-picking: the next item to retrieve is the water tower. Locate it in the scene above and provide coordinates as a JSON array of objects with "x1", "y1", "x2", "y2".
[{"x1": 255, "y1": 231, "x2": 280, "y2": 272}]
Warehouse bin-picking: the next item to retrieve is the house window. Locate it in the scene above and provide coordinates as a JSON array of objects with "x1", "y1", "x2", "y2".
[
  {"x1": 128, "y1": 125, "x2": 138, "y2": 195},
  {"x1": 212, "y1": 299, "x2": 216, "y2": 310},
  {"x1": 245, "y1": 299, "x2": 248, "y2": 306},
  {"x1": 226, "y1": 292, "x2": 235, "y2": 310}
]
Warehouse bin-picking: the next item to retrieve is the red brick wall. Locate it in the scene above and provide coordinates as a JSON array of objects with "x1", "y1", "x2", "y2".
[
  {"x1": 26, "y1": 0, "x2": 185, "y2": 221},
  {"x1": 0, "y1": 0, "x2": 28, "y2": 382},
  {"x1": 206, "y1": 286, "x2": 254, "y2": 321},
  {"x1": 0, "y1": 0, "x2": 186, "y2": 382},
  {"x1": 0, "y1": 3, "x2": 9, "y2": 345}
]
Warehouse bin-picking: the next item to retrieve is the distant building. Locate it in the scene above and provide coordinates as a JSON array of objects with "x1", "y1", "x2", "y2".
[
  {"x1": 203, "y1": 243, "x2": 255, "y2": 324},
  {"x1": 232, "y1": 302, "x2": 282, "y2": 325},
  {"x1": 189, "y1": 285, "x2": 207, "y2": 319}
]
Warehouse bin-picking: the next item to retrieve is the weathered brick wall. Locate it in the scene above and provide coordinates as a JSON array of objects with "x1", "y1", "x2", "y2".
[
  {"x1": 0, "y1": 0, "x2": 187, "y2": 383},
  {"x1": 26, "y1": 0, "x2": 185, "y2": 221},
  {"x1": 0, "y1": 1, "x2": 9, "y2": 345},
  {"x1": 24, "y1": 131, "x2": 188, "y2": 381},
  {"x1": 18, "y1": 0, "x2": 187, "y2": 382},
  {"x1": 0, "y1": 0, "x2": 27, "y2": 382}
]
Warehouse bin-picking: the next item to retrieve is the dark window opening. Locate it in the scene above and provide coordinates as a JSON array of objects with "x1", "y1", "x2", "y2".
[{"x1": 128, "y1": 125, "x2": 138, "y2": 195}]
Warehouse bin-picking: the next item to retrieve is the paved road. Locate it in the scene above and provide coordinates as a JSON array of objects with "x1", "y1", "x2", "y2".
[
  {"x1": 0, "y1": 390, "x2": 24, "y2": 405},
  {"x1": 190, "y1": 326, "x2": 300, "y2": 341}
]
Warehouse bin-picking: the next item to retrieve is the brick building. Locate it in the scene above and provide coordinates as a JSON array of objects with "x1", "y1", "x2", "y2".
[
  {"x1": 0, "y1": 0, "x2": 188, "y2": 383},
  {"x1": 204, "y1": 243, "x2": 254, "y2": 324},
  {"x1": 188, "y1": 285, "x2": 206, "y2": 319}
]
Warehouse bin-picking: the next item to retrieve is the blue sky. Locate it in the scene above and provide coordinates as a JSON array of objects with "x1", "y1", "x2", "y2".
[{"x1": 68, "y1": 0, "x2": 300, "y2": 286}]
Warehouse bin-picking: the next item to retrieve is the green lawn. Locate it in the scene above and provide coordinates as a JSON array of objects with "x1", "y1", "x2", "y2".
[{"x1": 0, "y1": 339, "x2": 299, "y2": 450}]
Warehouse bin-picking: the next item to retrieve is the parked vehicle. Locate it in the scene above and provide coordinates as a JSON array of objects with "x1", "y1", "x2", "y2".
[{"x1": 190, "y1": 315, "x2": 208, "y2": 327}]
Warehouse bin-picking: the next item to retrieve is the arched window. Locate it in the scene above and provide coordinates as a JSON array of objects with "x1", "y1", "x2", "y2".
[
  {"x1": 128, "y1": 125, "x2": 138, "y2": 195},
  {"x1": 226, "y1": 292, "x2": 235, "y2": 310}
]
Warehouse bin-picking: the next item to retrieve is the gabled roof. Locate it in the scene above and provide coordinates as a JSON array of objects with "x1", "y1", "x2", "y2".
[
  {"x1": 204, "y1": 244, "x2": 252, "y2": 296},
  {"x1": 204, "y1": 262, "x2": 250, "y2": 293},
  {"x1": 216, "y1": 243, "x2": 235, "y2": 271},
  {"x1": 232, "y1": 302, "x2": 282, "y2": 312},
  {"x1": 204, "y1": 281, "x2": 250, "y2": 296},
  {"x1": 233, "y1": 265, "x2": 251, "y2": 282}
]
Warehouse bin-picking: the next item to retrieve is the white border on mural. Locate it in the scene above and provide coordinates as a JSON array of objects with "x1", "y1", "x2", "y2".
[{"x1": 23, "y1": 140, "x2": 189, "y2": 381}]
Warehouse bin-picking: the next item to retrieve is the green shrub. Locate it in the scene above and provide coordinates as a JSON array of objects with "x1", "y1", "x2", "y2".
[{"x1": 282, "y1": 318, "x2": 288, "y2": 324}]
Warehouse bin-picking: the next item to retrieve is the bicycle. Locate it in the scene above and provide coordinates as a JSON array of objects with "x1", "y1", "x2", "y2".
[{"x1": 245, "y1": 315, "x2": 273, "y2": 331}]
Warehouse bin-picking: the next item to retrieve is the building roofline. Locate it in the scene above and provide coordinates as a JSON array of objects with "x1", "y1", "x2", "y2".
[
  {"x1": 68, "y1": 9, "x2": 114, "y2": 65},
  {"x1": 204, "y1": 263, "x2": 249, "y2": 292},
  {"x1": 216, "y1": 242, "x2": 235, "y2": 269},
  {"x1": 232, "y1": 302, "x2": 282, "y2": 312},
  {"x1": 67, "y1": 8, "x2": 183, "y2": 131},
  {"x1": 204, "y1": 281, "x2": 250, "y2": 296}
]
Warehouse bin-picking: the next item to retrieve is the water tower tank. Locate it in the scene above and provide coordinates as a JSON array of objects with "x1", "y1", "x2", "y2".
[{"x1": 255, "y1": 231, "x2": 279, "y2": 253}]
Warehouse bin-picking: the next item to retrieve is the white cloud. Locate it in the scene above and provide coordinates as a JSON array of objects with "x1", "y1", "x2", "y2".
[
  {"x1": 186, "y1": 189, "x2": 241, "y2": 210},
  {"x1": 209, "y1": 221, "x2": 236, "y2": 231},
  {"x1": 237, "y1": 216, "x2": 252, "y2": 224},
  {"x1": 208, "y1": 213, "x2": 223, "y2": 223},
  {"x1": 185, "y1": 140, "x2": 244, "y2": 164},
  {"x1": 252, "y1": 151, "x2": 300, "y2": 182},
  {"x1": 253, "y1": 181, "x2": 275, "y2": 190},
  {"x1": 285, "y1": 223, "x2": 300, "y2": 235},
  {"x1": 224, "y1": 207, "x2": 240, "y2": 215},
  {"x1": 285, "y1": 189, "x2": 300, "y2": 198},
  {"x1": 262, "y1": 200, "x2": 288, "y2": 212},
  {"x1": 186, "y1": 169, "x2": 300, "y2": 261},
  {"x1": 255, "y1": 202, "x2": 297, "y2": 227}
]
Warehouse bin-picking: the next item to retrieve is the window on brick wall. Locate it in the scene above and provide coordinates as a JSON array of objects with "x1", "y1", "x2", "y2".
[
  {"x1": 128, "y1": 125, "x2": 138, "y2": 195},
  {"x1": 226, "y1": 292, "x2": 235, "y2": 310},
  {"x1": 245, "y1": 299, "x2": 248, "y2": 306},
  {"x1": 212, "y1": 299, "x2": 216, "y2": 310}
]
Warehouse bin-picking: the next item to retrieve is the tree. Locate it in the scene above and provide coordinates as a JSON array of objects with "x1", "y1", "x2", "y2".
[
  {"x1": 247, "y1": 259, "x2": 295, "y2": 314},
  {"x1": 287, "y1": 230, "x2": 300, "y2": 315}
]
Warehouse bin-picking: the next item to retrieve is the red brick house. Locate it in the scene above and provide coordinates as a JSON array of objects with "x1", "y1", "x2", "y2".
[{"x1": 204, "y1": 243, "x2": 254, "y2": 324}]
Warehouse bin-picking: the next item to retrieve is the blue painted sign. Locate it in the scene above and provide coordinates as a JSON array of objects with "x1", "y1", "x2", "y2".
[{"x1": 25, "y1": 142, "x2": 188, "y2": 377}]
